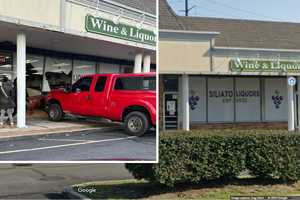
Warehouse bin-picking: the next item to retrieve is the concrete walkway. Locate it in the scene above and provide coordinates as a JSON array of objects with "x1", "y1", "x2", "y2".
[{"x1": 0, "y1": 117, "x2": 121, "y2": 140}]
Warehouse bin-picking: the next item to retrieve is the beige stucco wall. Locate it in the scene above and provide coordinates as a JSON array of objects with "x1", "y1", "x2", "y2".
[
  {"x1": 0, "y1": 0, "x2": 60, "y2": 27},
  {"x1": 159, "y1": 40, "x2": 211, "y2": 73},
  {"x1": 65, "y1": 2, "x2": 155, "y2": 34},
  {"x1": 213, "y1": 56, "x2": 231, "y2": 72},
  {"x1": 160, "y1": 38, "x2": 300, "y2": 75}
]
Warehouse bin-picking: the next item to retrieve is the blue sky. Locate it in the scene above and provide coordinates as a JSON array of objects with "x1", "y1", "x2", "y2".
[{"x1": 167, "y1": 0, "x2": 300, "y2": 23}]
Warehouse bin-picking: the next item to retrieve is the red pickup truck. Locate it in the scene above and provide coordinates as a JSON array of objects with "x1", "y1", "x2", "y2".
[{"x1": 46, "y1": 73, "x2": 156, "y2": 136}]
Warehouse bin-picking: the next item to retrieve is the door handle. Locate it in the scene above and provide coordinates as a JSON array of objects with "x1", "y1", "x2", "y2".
[{"x1": 86, "y1": 94, "x2": 92, "y2": 100}]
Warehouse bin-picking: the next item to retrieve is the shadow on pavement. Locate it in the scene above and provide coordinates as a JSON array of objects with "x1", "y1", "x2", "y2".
[{"x1": 45, "y1": 192, "x2": 71, "y2": 199}]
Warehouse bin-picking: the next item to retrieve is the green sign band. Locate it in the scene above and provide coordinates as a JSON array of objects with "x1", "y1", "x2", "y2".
[
  {"x1": 85, "y1": 15, "x2": 157, "y2": 46},
  {"x1": 230, "y1": 59, "x2": 300, "y2": 72}
]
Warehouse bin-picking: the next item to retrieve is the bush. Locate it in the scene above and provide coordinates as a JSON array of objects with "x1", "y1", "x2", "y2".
[
  {"x1": 246, "y1": 133, "x2": 300, "y2": 181},
  {"x1": 126, "y1": 129, "x2": 300, "y2": 186}
]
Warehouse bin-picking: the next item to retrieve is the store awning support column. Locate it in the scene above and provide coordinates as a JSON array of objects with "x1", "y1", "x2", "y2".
[
  {"x1": 288, "y1": 76, "x2": 295, "y2": 131},
  {"x1": 182, "y1": 74, "x2": 190, "y2": 131},
  {"x1": 60, "y1": 0, "x2": 66, "y2": 32},
  {"x1": 143, "y1": 54, "x2": 151, "y2": 73},
  {"x1": 17, "y1": 33, "x2": 27, "y2": 128},
  {"x1": 134, "y1": 53, "x2": 143, "y2": 73}
]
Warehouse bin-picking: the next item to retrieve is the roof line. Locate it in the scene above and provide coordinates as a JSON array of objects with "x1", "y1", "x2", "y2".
[
  {"x1": 163, "y1": 0, "x2": 186, "y2": 30},
  {"x1": 214, "y1": 46, "x2": 300, "y2": 53},
  {"x1": 178, "y1": 15, "x2": 300, "y2": 25},
  {"x1": 103, "y1": 0, "x2": 156, "y2": 18},
  {"x1": 160, "y1": 29, "x2": 220, "y2": 35}
]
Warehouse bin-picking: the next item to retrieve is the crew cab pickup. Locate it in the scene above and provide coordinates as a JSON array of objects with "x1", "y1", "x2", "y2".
[{"x1": 46, "y1": 73, "x2": 156, "y2": 136}]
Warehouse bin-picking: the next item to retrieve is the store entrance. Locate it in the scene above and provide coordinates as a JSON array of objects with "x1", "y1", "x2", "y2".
[
  {"x1": 164, "y1": 92, "x2": 178, "y2": 130},
  {"x1": 0, "y1": 51, "x2": 15, "y2": 124}
]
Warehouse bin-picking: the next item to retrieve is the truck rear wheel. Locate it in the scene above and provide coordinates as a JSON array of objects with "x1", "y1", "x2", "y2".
[
  {"x1": 124, "y1": 111, "x2": 149, "y2": 136},
  {"x1": 48, "y1": 103, "x2": 63, "y2": 122}
]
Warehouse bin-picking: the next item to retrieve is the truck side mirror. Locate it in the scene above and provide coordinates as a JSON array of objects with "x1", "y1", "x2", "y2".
[
  {"x1": 75, "y1": 88, "x2": 81, "y2": 93},
  {"x1": 64, "y1": 84, "x2": 72, "y2": 93}
]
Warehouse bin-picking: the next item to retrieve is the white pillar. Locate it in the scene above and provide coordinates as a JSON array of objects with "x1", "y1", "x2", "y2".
[
  {"x1": 288, "y1": 76, "x2": 295, "y2": 131},
  {"x1": 60, "y1": 0, "x2": 66, "y2": 32},
  {"x1": 143, "y1": 54, "x2": 151, "y2": 73},
  {"x1": 17, "y1": 33, "x2": 27, "y2": 128},
  {"x1": 182, "y1": 74, "x2": 190, "y2": 131},
  {"x1": 134, "y1": 53, "x2": 143, "y2": 73}
]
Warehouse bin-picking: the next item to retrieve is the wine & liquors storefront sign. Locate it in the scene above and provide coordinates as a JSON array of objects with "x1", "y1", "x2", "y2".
[
  {"x1": 230, "y1": 59, "x2": 300, "y2": 72},
  {"x1": 85, "y1": 15, "x2": 157, "y2": 46}
]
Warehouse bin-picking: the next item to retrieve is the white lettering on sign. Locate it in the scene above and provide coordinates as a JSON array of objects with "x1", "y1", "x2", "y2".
[
  {"x1": 231, "y1": 59, "x2": 300, "y2": 72},
  {"x1": 233, "y1": 59, "x2": 260, "y2": 70},
  {"x1": 86, "y1": 15, "x2": 157, "y2": 46},
  {"x1": 90, "y1": 18, "x2": 119, "y2": 34}
]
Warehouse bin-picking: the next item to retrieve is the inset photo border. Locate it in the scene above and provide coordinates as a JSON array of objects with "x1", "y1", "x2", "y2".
[{"x1": 0, "y1": 0, "x2": 158, "y2": 163}]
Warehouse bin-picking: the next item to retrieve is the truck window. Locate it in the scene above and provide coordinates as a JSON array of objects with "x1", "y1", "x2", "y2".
[
  {"x1": 114, "y1": 77, "x2": 156, "y2": 91},
  {"x1": 72, "y1": 77, "x2": 93, "y2": 92},
  {"x1": 95, "y1": 77, "x2": 107, "y2": 92}
]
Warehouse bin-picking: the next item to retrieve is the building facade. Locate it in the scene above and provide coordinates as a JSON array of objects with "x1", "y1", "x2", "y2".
[
  {"x1": 0, "y1": 0, "x2": 157, "y2": 128},
  {"x1": 159, "y1": 0, "x2": 300, "y2": 131}
]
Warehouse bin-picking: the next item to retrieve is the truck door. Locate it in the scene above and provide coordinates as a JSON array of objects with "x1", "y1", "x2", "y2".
[
  {"x1": 69, "y1": 76, "x2": 93, "y2": 115},
  {"x1": 89, "y1": 76, "x2": 108, "y2": 117}
]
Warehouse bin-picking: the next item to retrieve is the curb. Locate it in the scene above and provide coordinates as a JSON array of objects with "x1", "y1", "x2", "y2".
[
  {"x1": 63, "y1": 186, "x2": 92, "y2": 200},
  {"x1": 0, "y1": 126, "x2": 122, "y2": 142}
]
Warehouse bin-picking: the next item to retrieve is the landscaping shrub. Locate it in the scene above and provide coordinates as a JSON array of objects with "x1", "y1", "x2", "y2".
[
  {"x1": 246, "y1": 133, "x2": 300, "y2": 181},
  {"x1": 126, "y1": 130, "x2": 300, "y2": 186}
]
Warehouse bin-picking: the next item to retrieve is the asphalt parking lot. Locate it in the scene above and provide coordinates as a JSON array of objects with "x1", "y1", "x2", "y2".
[
  {"x1": 0, "y1": 130, "x2": 156, "y2": 161},
  {"x1": 0, "y1": 164, "x2": 132, "y2": 199}
]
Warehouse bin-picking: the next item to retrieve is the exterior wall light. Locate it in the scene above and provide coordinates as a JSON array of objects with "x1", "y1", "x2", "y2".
[
  {"x1": 136, "y1": 14, "x2": 145, "y2": 29},
  {"x1": 94, "y1": 0, "x2": 100, "y2": 17},
  {"x1": 113, "y1": 8, "x2": 124, "y2": 25}
]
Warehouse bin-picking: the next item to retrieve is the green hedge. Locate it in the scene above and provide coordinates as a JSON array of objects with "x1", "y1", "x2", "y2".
[{"x1": 126, "y1": 130, "x2": 300, "y2": 186}]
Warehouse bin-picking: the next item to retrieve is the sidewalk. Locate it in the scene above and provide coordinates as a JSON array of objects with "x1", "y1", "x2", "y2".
[{"x1": 0, "y1": 111, "x2": 121, "y2": 140}]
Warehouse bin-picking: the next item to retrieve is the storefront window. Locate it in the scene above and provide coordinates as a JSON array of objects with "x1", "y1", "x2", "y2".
[
  {"x1": 235, "y1": 78, "x2": 261, "y2": 122},
  {"x1": 0, "y1": 52, "x2": 13, "y2": 80},
  {"x1": 73, "y1": 60, "x2": 96, "y2": 83},
  {"x1": 99, "y1": 63, "x2": 120, "y2": 73},
  {"x1": 189, "y1": 77, "x2": 206, "y2": 122},
  {"x1": 187, "y1": 76, "x2": 289, "y2": 124},
  {"x1": 43, "y1": 57, "x2": 72, "y2": 91},
  {"x1": 26, "y1": 55, "x2": 44, "y2": 91},
  {"x1": 121, "y1": 65, "x2": 134, "y2": 73},
  {"x1": 163, "y1": 75, "x2": 178, "y2": 92},
  {"x1": 264, "y1": 78, "x2": 288, "y2": 121},
  {"x1": 207, "y1": 77, "x2": 234, "y2": 122}
]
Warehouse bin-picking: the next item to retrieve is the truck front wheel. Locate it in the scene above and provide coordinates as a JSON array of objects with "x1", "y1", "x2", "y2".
[
  {"x1": 48, "y1": 103, "x2": 63, "y2": 122},
  {"x1": 124, "y1": 111, "x2": 149, "y2": 136}
]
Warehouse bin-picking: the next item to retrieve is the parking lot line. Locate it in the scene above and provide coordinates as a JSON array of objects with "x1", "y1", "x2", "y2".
[
  {"x1": 0, "y1": 136, "x2": 137, "y2": 155},
  {"x1": 38, "y1": 138, "x2": 94, "y2": 142}
]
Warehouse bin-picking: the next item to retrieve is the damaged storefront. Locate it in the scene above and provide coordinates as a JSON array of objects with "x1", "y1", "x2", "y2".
[{"x1": 0, "y1": 0, "x2": 156, "y2": 128}]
